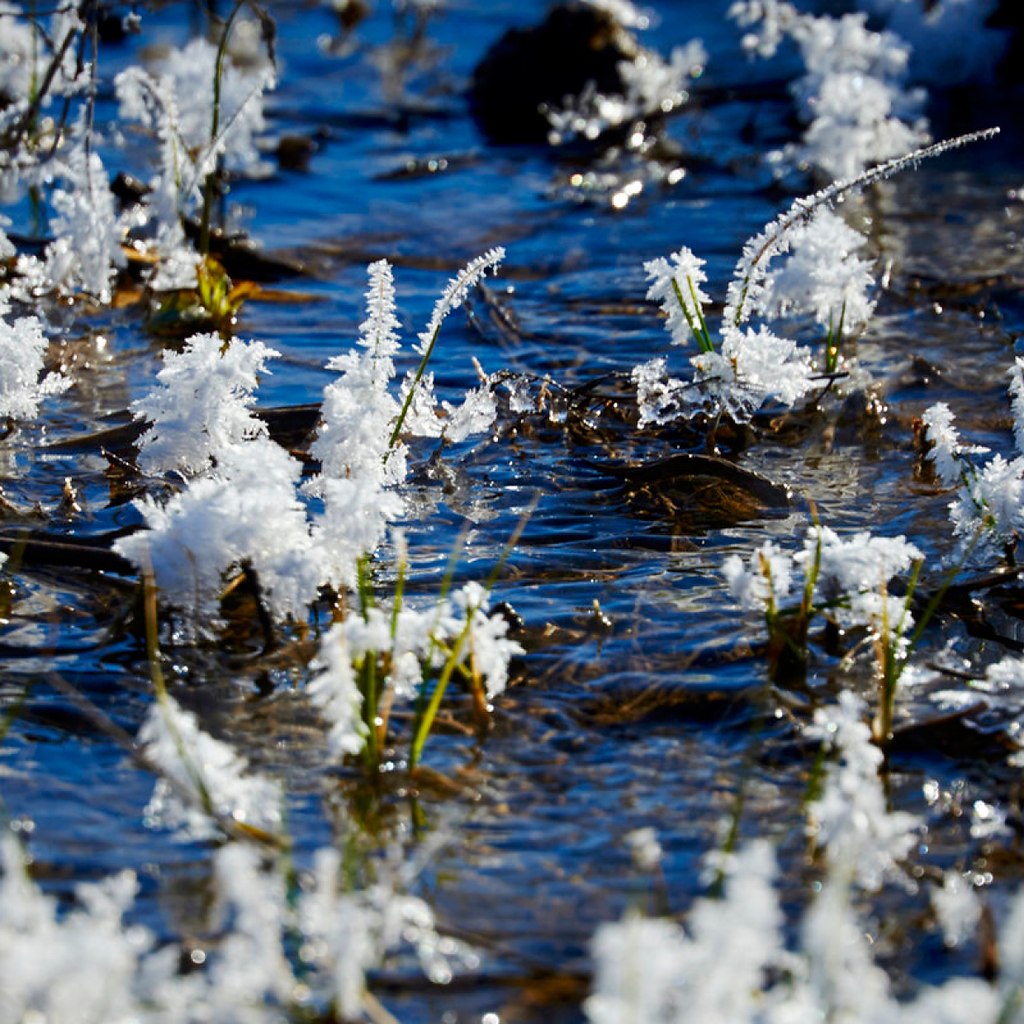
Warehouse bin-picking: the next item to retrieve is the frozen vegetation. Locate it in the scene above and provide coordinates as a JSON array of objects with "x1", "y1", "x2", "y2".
[{"x1": 0, "y1": 0, "x2": 1021, "y2": 1021}]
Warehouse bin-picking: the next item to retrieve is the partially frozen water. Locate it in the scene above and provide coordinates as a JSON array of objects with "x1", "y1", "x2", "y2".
[{"x1": 2, "y1": 2, "x2": 1024, "y2": 1020}]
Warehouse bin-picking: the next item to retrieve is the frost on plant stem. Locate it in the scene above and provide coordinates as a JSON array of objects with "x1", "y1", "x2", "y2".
[
  {"x1": 450, "y1": 580, "x2": 523, "y2": 700},
  {"x1": 115, "y1": 335, "x2": 323, "y2": 628},
  {"x1": 311, "y1": 475, "x2": 406, "y2": 594},
  {"x1": 797, "y1": 862, "x2": 896, "y2": 1021},
  {"x1": 947, "y1": 455, "x2": 1024, "y2": 564},
  {"x1": 639, "y1": 241, "x2": 819, "y2": 426},
  {"x1": 114, "y1": 65, "x2": 201, "y2": 288},
  {"x1": 43, "y1": 130, "x2": 128, "y2": 304},
  {"x1": 805, "y1": 691, "x2": 920, "y2": 890},
  {"x1": 114, "y1": 35, "x2": 276, "y2": 288},
  {"x1": 811, "y1": 525, "x2": 921, "y2": 680},
  {"x1": 755, "y1": 208, "x2": 876, "y2": 338},
  {"x1": 309, "y1": 260, "x2": 404, "y2": 491},
  {"x1": 132, "y1": 332, "x2": 277, "y2": 477},
  {"x1": 586, "y1": 841, "x2": 786, "y2": 1024},
  {"x1": 415, "y1": 247, "x2": 505, "y2": 357},
  {"x1": 131, "y1": 37, "x2": 275, "y2": 177},
  {"x1": 299, "y1": 843, "x2": 475, "y2": 1017},
  {"x1": 114, "y1": 253, "x2": 509, "y2": 627},
  {"x1": 308, "y1": 581, "x2": 522, "y2": 762},
  {"x1": 308, "y1": 621, "x2": 367, "y2": 758},
  {"x1": 636, "y1": 134, "x2": 998, "y2": 426},
  {"x1": 922, "y1": 359, "x2": 1024, "y2": 564},
  {"x1": 632, "y1": 357, "x2": 688, "y2": 428},
  {"x1": 0, "y1": 826, "x2": 470, "y2": 1022},
  {"x1": 644, "y1": 247, "x2": 711, "y2": 350},
  {"x1": 0, "y1": 2, "x2": 86, "y2": 115},
  {"x1": 0, "y1": 1, "x2": 89, "y2": 204},
  {"x1": 692, "y1": 323, "x2": 817, "y2": 423},
  {"x1": 722, "y1": 539, "x2": 796, "y2": 614},
  {"x1": 1009, "y1": 357, "x2": 1024, "y2": 457},
  {"x1": 920, "y1": 401, "x2": 987, "y2": 489},
  {"x1": 203, "y1": 843, "x2": 295, "y2": 1014},
  {"x1": 138, "y1": 693, "x2": 284, "y2": 840},
  {"x1": 114, "y1": 436, "x2": 321, "y2": 629},
  {"x1": 723, "y1": 129, "x2": 998, "y2": 330},
  {"x1": 312, "y1": 251, "x2": 504, "y2": 481},
  {"x1": 722, "y1": 524, "x2": 920, "y2": 679},
  {"x1": 0, "y1": 295, "x2": 68, "y2": 420},
  {"x1": 808, "y1": 526, "x2": 921, "y2": 612},
  {"x1": 787, "y1": 11, "x2": 927, "y2": 181},
  {"x1": 0, "y1": 832, "x2": 151, "y2": 1024}
]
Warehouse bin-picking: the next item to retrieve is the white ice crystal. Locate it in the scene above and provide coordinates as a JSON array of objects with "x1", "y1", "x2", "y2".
[
  {"x1": 586, "y1": 913, "x2": 689, "y2": 1024},
  {"x1": 755, "y1": 208, "x2": 876, "y2": 335},
  {"x1": 114, "y1": 64, "x2": 202, "y2": 277},
  {"x1": 139, "y1": 694, "x2": 284, "y2": 839},
  {"x1": 298, "y1": 844, "x2": 468, "y2": 1018},
  {"x1": 645, "y1": 247, "x2": 712, "y2": 349},
  {"x1": 729, "y1": 2, "x2": 928, "y2": 179},
  {"x1": 800, "y1": 525, "x2": 920, "y2": 646},
  {"x1": 309, "y1": 260, "x2": 405, "y2": 492},
  {"x1": 692, "y1": 323, "x2": 817, "y2": 422},
  {"x1": 587, "y1": 841, "x2": 785, "y2": 1024},
  {"x1": 787, "y1": 11, "x2": 927, "y2": 179},
  {"x1": 132, "y1": 332, "x2": 277, "y2": 477},
  {"x1": 722, "y1": 540, "x2": 797, "y2": 613},
  {"x1": 0, "y1": 834, "x2": 152, "y2": 1024},
  {"x1": 204, "y1": 843, "x2": 295, "y2": 1013},
  {"x1": 636, "y1": 146, "x2": 957, "y2": 426},
  {"x1": 115, "y1": 437, "x2": 320, "y2": 628},
  {"x1": 44, "y1": 136, "x2": 127, "y2": 304},
  {"x1": 0, "y1": 2, "x2": 85, "y2": 107},
  {"x1": 799, "y1": 867, "x2": 896, "y2": 1020},
  {"x1": 308, "y1": 622, "x2": 368, "y2": 758},
  {"x1": 949, "y1": 453, "x2": 1024, "y2": 560},
  {"x1": 312, "y1": 476, "x2": 405, "y2": 595},
  {"x1": 729, "y1": 0, "x2": 799, "y2": 59},
  {"x1": 582, "y1": 0, "x2": 652, "y2": 31},
  {"x1": 415, "y1": 248, "x2": 505, "y2": 356},
  {"x1": 806, "y1": 691, "x2": 920, "y2": 890},
  {"x1": 0, "y1": 823, "x2": 468, "y2": 1023},
  {"x1": 450, "y1": 581, "x2": 523, "y2": 700},
  {"x1": 0, "y1": 296, "x2": 68, "y2": 420},
  {"x1": 142, "y1": 37, "x2": 275, "y2": 176},
  {"x1": 298, "y1": 847, "x2": 377, "y2": 1019},
  {"x1": 1009, "y1": 357, "x2": 1024, "y2": 457},
  {"x1": 922, "y1": 364, "x2": 1024, "y2": 563},
  {"x1": 625, "y1": 827, "x2": 663, "y2": 872},
  {"x1": 632, "y1": 357, "x2": 689, "y2": 428},
  {"x1": 921, "y1": 402, "x2": 986, "y2": 489},
  {"x1": 812, "y1": 526, "x2": 921, "y2": 597}
]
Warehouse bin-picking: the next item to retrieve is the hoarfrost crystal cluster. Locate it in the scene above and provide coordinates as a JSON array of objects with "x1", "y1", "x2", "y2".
[
  {"x1": 729, "y1": 1, "x2": 928, "y2": 179},
  {"x1": 923, "y1": 358, "x2": 1024, "y2": 563},
  {"x1": 0, "y1": 297, "x2": 68, "y2": 421},
  {"x1": 114, "y1": 252, "x2": 505, "y2": 629},
  {"x1": 636, "y1": 200, "x2": 878, "y2": 426},
  {"x1": 139, "y1": 694, "x2": 284, "y2": 839},
  {"x1": 0, "y1": 827, "x2": 460, "y2": 1024}
]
